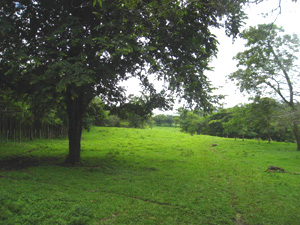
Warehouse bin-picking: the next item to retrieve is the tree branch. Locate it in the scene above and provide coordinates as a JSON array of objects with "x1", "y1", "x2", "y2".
[
  {"x1": 265, "y1": 80, "x2": 289, "y2": 105},
  {"x1": 268, "y1": 41, "x2": 294, "y2": 106}
]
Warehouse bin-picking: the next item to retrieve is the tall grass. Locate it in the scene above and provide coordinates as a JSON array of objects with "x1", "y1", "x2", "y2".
[{"x1": 0, "y1": 126, "x2": 300, "y2": 224}]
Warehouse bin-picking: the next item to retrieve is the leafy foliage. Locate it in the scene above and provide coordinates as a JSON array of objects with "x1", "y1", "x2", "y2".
[
  {"x1": 229, "y1": 24, "x2": 300, "y2": 149},
  {"x1": 0, "y1": 89, "x2": 68, "y2": 141},
  {"x1": 176, "y1": 99, "x2": 295, "y2": 142},
  {"x1": 153, "y1": 114, "x2": 176, "y2": 127},
  {"x1": 223, "y1": 105, "x2": 253, "y2": 140},
  {"x1": 177, "y1": 108, "x2": 206, "y2": 135},
  {"x1": 229, "y1": 24, "x2": 300, "y2": 99}
]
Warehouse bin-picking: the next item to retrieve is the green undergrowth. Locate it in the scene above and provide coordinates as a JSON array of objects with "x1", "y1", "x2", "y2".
[{"x1": 0, "y1": 126, "x2": 300, "y2": 224}]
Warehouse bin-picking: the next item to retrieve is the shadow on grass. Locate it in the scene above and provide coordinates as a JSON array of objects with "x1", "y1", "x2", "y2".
[
  {"x1": 0, "y1": 155, "x2": 137, "y2": 173},
  {"x1": 0, "y1": 156, "x2": 63, "y2": 171},
  {"x1": 0, "y1": 150, "x2": 160, "y2": 179}
]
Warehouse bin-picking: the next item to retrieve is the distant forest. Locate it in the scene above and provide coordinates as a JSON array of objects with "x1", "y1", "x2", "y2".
[{"x1": 1, "y1": 93, "x2": 297, "y2": 144}]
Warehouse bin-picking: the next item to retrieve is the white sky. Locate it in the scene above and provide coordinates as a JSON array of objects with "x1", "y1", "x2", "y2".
[{"x1": 122, "y1": 0, "x2": 300, "y2": 114}]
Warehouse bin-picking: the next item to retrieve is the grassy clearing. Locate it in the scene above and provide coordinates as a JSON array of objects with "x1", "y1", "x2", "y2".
[{"x1": 1, "y1": 126, "x2": 300, "y2": 225}]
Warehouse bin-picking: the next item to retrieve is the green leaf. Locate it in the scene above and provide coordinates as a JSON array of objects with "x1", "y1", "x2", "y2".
[{"x1": 93, "y1": 0, "x2": 103, "y2": 7}]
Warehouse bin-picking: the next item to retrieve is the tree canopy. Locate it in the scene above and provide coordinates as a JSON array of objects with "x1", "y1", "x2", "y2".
[
  {"x1": 1, "y1": 0, "x2": 261, "y2": 164},
  {"x1": 176, "y1": 98, "x2": 294, "y2": 143},
  {"x1": 229, "y1": 24, "x2": 300, "y2": 149}
]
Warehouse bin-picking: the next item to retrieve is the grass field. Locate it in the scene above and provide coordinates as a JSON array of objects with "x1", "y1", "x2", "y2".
[{"x1": 1, "y1": 126, "x2": 300, "y2": 225}]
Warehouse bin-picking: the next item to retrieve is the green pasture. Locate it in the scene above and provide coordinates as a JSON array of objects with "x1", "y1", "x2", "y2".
[{"x1": 0, "y1": 127, "x2": 300, "y2": 224}]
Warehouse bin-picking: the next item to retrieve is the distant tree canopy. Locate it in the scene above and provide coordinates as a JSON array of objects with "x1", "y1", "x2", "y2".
[
  {"x1": 0, "y1": 0, "x2": 265, "y2": 163},
  {"x1": 177, "y1": 98, "x2": 295, "y2": 143},
  {"x1": 153, "y1": 114, "x2": 175, "y2": 127}
]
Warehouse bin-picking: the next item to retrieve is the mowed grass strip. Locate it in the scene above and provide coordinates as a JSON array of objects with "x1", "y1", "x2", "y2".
[{"x1": 0, "y1": 126, "x2": 300, "y2": 224}]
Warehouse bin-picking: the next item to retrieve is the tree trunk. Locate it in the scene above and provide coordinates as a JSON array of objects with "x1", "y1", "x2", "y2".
[
  {"x1": 65, "y1": 92, "x2": 84, "y2": 165},
  {"x1": 292, "y1": 121, "x2": 300, "y2": 151},
  {"x1": 267, "y1": 130, "x2": 271, "y2": 144}
]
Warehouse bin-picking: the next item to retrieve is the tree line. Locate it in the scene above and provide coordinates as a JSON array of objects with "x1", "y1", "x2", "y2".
[
  {"x1": 2, "y1": 91, "x2": 298, "y2": 145},
  {"x1": 0, "y1": 89, "x2": 68, "y2": 141},
  {"x1": 0, "y1": 91, "x2": 155, "y2": 142},
  {"x1": 175, "y1": 97, "x2": 298, "y2": 143}
]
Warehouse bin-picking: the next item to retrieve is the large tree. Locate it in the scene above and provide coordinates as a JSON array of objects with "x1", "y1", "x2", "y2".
[
  {"x1": 229, "y1": 24, "x2": 300, "y2": 150},
  {"x1": 1, "y1": 0, "x2": 258, "y2": 164}
]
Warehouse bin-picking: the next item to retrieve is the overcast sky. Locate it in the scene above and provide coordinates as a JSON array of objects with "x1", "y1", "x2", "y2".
[{"x1": 122, "y1": 0, "x2": 300, "y2": 114}]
